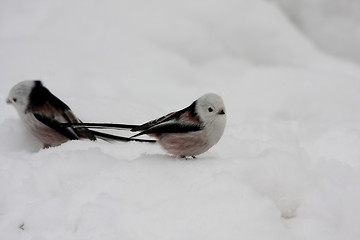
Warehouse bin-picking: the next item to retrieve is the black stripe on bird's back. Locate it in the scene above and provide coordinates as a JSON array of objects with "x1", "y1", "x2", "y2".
[
  {"x1": 28, "y1": 81, "x2": 71, "y2": 111},
  {"x1": 131, "y1": 100, "x2": 199, "y2": 132}
]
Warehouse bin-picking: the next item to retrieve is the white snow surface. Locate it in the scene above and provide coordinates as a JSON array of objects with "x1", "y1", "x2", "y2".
[{"x1": 1, "y1": 0, "x2": 360, "y2": 239}]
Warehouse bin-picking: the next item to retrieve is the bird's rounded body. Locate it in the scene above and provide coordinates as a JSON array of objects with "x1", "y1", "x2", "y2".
[
  {"x1": 20, "y1": 109, "x2": 72, "y2": 147},
  {"x1": 7, "y1": 80, "x2": 154, "y2": 148},
  {"x1": 136, "y1": 93, "x2": 227, "y2": 157}
]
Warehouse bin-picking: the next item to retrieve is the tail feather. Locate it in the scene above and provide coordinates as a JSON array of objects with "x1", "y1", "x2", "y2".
[
  {"x1": 61, "y1": 122, "x2": 140, "y2": 130},
  {"x1": 90, "y1": 130, "x2": 156, "y2": 143}
]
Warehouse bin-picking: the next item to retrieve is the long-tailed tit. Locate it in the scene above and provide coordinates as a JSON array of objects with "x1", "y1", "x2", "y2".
[{"x1": 6, "y1": 80, "x2": 155, "y2": 148}]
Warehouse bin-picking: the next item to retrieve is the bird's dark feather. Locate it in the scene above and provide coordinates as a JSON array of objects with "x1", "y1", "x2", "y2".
[
  {"x1": 131, "y1": 101, "x2": 199, "y2": 131},
  {"x1": 59, "y1": 122, "x2": 139, "y2": 129},
  {"x1": 132, "y1": 122, "x2": 203, "y2": 137},
  {"x1": 89, "y1": 130, "x2": 156, "y2": 143},
  {"x1": 33, "y1": 113, "x2": 80, "y2": 140},
  {"x1": 28, "y1": 81, "x2": 70, "y2": 112}
]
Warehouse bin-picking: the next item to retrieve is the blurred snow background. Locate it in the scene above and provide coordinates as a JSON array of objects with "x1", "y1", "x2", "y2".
[{"x1": 1, "y1": 0, "x2": 360, "y2": 239}]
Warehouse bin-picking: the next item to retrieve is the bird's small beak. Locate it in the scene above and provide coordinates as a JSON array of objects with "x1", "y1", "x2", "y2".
[
  {"x1": 6, "y1": 98, "x2": 11, "y2": 104},
  {"x1": 218, "y1": 109, "x2": 225, "y2": 115}
]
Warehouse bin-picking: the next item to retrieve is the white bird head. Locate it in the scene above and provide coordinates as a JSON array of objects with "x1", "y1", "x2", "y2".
[
  {"x1": 195, "y1": 93, "x2": 226, "y2": 146},
  {"x1": 7, "y1": 80, "x2": 38, "y2": 114},
  {"x1": 195, "y1": 93, "x2": 226, "y2": 123}
]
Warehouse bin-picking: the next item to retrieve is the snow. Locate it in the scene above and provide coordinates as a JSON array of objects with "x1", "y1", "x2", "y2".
[
  {"x1": 1, "y1": 0, "x2": 360, "y2": 239},
  {"x1": 273, "y1": 0, "x2": 360, "y2": 64}
]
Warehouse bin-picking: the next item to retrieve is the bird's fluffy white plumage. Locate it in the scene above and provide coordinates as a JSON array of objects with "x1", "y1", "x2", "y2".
[
  {"x1": 157, "y1": 93, "x2": 226, "y2": 157},
  {"x1": 7, "y1": 80, "x2": 155, "y2": 148},
  {"x1": 7, "y1": 80, "x2": 35, "y2": 114},
  {"x1": 7, "y1": 80, "x2": 86, "y2": 147}
]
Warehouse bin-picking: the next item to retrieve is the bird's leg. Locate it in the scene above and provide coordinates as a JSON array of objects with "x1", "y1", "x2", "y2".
[{"x1": 180, "y1": 155, "x2": 196, "y2": 160}]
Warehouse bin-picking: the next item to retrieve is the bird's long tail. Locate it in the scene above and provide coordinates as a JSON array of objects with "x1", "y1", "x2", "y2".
[
  {"x1": 89, "y1": 129, "x2": 156, "y2": 143},
  {"x1": 61, "y1": 122, "x2": 138, "y2": 130}
]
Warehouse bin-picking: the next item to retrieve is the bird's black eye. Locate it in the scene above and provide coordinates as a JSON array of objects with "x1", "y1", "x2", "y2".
[
  {"x1": 208, "y1": 107, "x2": 214, "y2": 112},
  {"x1": 12, "y1": 97, "x2": 17, "y2": 102}
]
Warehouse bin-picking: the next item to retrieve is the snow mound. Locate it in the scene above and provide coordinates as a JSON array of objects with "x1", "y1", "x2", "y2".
[{"x1": 1, "y1": 0, "x2": 360, "y2": 239}]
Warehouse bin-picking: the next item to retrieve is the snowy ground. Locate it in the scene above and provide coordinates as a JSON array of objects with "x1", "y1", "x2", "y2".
[{"x1": 1, "y1": 0, "x2": 360, "y2": 239}]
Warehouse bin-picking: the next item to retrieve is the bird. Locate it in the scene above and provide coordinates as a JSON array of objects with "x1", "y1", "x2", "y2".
[
  {"x1": 63, "y1": 93, "x2": 227, "y2": 157},
  {"x1": 6, "y1": 80, "x2": 155, "y2": 148}
]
